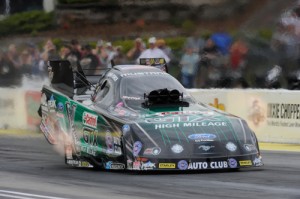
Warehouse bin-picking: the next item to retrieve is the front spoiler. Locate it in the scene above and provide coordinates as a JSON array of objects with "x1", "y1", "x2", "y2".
[{"x1": 125, "y1": 154, "x2": 263, "y2": 171}]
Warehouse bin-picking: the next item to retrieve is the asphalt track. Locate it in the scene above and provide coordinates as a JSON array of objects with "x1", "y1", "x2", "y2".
[{"x1": 0, "y1": 133, "x2": 300, "y2": 199}]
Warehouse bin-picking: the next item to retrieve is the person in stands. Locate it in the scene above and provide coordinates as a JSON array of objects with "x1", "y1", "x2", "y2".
[
  {"x1": 137, "y1": 37, "x2": 170, "y2": 64},
  {"x1": 80, "y1": 44, "x2": 100, "y2": 75},
  {"x1": 127, "y1": 37, "x2": 145, "y2": 63},
  {"x1": 179, "y1": 46, "x2": 200, "y2": 88}
]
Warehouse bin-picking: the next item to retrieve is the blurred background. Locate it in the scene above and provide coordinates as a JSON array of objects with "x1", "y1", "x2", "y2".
[
  {"x1": 0, "y1": 0, "x2": 300, "y2": 90},
  {"x1": 0, "y1": 0, "x2": 300, "y2": 131}
]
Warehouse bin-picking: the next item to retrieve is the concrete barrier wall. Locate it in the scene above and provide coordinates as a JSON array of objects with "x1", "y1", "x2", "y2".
[
  {"x1": 0, "y1": 88, "x2": 27, "y2": 129},
  {"x1": 1, "y1": 87, "x2": 300, "y2": 144},
  {"x1": 188, "y1": 89, "x2": 300, "y2": 144}
]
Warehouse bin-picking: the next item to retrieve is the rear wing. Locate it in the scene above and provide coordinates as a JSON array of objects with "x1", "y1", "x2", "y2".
[
  {"x1": 47, "y1": 60, "x2": 104, "y2": 98},
  {"x1": 139, "y1": 58, "x2": 168, "y2": 73}
]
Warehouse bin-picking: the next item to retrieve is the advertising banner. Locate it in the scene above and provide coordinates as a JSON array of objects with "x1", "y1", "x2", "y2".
[{"x1": 189, "y1": 89, "x2": 300, "y2": 144}]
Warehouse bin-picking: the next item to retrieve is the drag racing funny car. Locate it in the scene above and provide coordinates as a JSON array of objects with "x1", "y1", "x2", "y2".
[{"x1": 38, "y1": 58, "x2": 263, "y2": 171}]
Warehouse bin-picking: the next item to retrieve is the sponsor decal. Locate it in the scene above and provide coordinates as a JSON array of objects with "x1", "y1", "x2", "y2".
[
  {"x1": 159, "y1": 163, "x2": 176, "y2": 169},
  {"x1": 133, "y1": 161, "x2": 141, "y2": 170},
  {"x1": 228, "y1": 158, "x2": 238, "y2": 168},
  {"x1": 239, "y1": 160, "x2": 253, "y2": 166},
  {"x1": 143, "y1": 148, "x2": 153, "y2": 155},
  {"x1": 253, "y1": 157, "x2": 263, "y2": 166},
  {"x1": 81, "y1": 145, "x2": 96, "y2": 156},
  {"x1": 105, "y1": 130, "x2": 114, "y2": 154},
  {"x1": 177, "y1": 160, "x2": 188, "y2": 170},
  {"x1": 146, "y1": 116, "x2": 226, "y2": 124},
  {"x1": 106, "y1": 72, "x2": 118, "y2": 81},
  {"x1": 122, "y1": 96, "x2": 141, "y2": 100},
  {"x1": 210, "y1": 161, "x2": 228, "y2": 169},
  {"x1": 133, "y1": 141, "x2": 142, "y2": 157},
  {"x1": 114, "y1": 137, "x2": 122, "y2": 155},
  {"x1": 40, "y1": 121, "x2": 55, "y2": 144},
  {"x1": 226, "y1": 142, "x2": 237, "y2": 152},
  {"x1": 105, "y1": 161, "x2": 125, "y2": 170},
  {"x1": 122, "y1": 124, "x2": 130, "y2": 134},
  {"x1": 48, "y1": 95, "x2": 56, "y2": 112},
  {"x1": 120, "y1": 71, "x2": 167, "y2": 77},
  {"x1": 158, "y1": 111, "x2": 214, "y2": 116},
  {"x1": 66, "y1": 160, "x2": 93, "y2": 168},
  {"x1": 171, "y1": 144, "x2": 184, "y2": 153},
  {"x1": 83, "y1": 127, "x2": 98, "y2": 146},
  {"x1": 127, "y1": 160, "x2": 133, "y2": 169},
  {"x1": 83, "y1": 112, "x2": 98, "y2": 128},
  {"x1": 67, "y1": 159, "x2": 79, "y2": 165},
  {"x1": 198, "y1": 145, "x2": 215, "y2": 152},
  {"x1": 152, "y1": 147, "x2": 161, "y2": 155},
  {"x1": 188, "y1": 162, "x2": 208, "y2": 169},
  {"x1": 141, "y1": 58, "x2": 165, "y2": 66},
  {"x1": 57, "y1": 102, "x2": 64, "y2": 112},
  {"x1": 141, "y1": 161, "x2": 156, "y2": 170},
  {"x1": 154, "y1": 122, "x2": 227, "y2": 129},
  {"x1": 114, "y1": 107, "x2": 126, "y2": 116},
  {"x1": 66, "y1": 102, "x2": 79, "y2": 145},
  {"x1": 188, "y1": 134, "x2": 217, "y2": 142},
  {"x1": 244, "y1": 144, "x2": 256, "y2": 152},
  {"x1": 41, "y1": 105, "x2": 49, "y2": 113},
  {"x1": 187, "y1": 161, "x2": 228, "y2": 170},
  {"x1": 136, "y1": 157, "x2": 148, "y2": 162},
  {"x1": 80, "y1": 161, "x2": 93, "y2": 168},
  {"x1": 143, "y1": 147, "x2": 161, "y2": 155},
  {"x1": 267, "y1": 103, "x2": 300, "y2": 120}
]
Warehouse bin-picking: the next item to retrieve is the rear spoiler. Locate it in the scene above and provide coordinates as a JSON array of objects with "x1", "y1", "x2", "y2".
[
  {"x1": 139, "y1": 58, "x2": 168, "y2": 73},
  {"x1": 47, "y1": 60, "x2": 103, "y2": 97}
]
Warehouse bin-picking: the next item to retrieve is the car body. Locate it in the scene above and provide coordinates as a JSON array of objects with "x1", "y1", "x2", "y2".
[{"x1": 39, "y1": 59, "x2": 263, "y2": 171}]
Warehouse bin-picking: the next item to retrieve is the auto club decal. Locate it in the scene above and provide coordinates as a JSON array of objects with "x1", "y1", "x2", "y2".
[{"x1": 178, "y1": 160, "x2": 230, "y2": 170}]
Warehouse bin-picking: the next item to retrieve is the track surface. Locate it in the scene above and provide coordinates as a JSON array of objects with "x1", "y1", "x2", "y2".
[{"x1": 0, "y1": 135, "x2": 299, "y2": 199}]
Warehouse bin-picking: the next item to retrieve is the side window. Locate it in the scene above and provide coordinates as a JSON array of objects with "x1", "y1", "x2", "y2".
[
  {"x1": 95, "y1": 79, "x2": 114, "y2": 108},
  {"x1": 95, "y1": 80, "x2": 109, "y2": 101}
]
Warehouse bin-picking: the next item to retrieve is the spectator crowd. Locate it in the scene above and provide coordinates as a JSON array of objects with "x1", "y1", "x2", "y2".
[
  {"x1": 2, "y1": 3, "x2": 300, "y2": 89},
  {"x1": 0, "y1": 29, "x2": 252, "y2": 89}
]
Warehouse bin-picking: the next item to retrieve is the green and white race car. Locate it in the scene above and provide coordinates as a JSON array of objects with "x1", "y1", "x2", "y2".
[{"x1": 38, "y1": 59, "x2": 263, "y2": 171}]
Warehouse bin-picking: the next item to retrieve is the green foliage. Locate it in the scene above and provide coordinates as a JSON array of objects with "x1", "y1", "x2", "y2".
[
  {"x1": 181, "y1": 20, "x2": 196, "y2": 33},
  {"x1": 169, "y1": 17, "x2": 184, "y2": 28},
  {"x1": 164, "y1": 37, "x2": 186, "y2": 51},
  {"x1": 200, "y1": 30, "x2": 212, "y2": 40},
  {"x1": 110, "y1": 37, "x2": 186, "y2": 54},
  {"x1": 258, "y1": 28, "x2": 273, "y2": 41},
  {"x1": 112, "y1": 40, "x2": 138, "y2": 54},
  {"x1": 52, "y1": 38, "x2": 64, "y2": 50},
  {"x1": 0, "y1": 11, "x2": 54, "y2": 37}
]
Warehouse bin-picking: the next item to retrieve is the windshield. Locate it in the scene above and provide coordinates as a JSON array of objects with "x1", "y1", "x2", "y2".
[{"x1": 120, "y1": 74, "x2": 194, "y2": 110}]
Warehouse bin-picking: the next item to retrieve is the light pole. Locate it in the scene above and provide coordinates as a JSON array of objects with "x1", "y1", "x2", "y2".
[{"x1": 5, "y1": 0, "x2": 10, "y2": 16}]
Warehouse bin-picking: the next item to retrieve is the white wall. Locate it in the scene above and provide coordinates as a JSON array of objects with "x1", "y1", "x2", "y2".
[{"x1": 189, "y1": 89, "x2": 300, "y2": 144}]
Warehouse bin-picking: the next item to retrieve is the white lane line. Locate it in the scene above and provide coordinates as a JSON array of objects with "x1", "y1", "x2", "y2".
[
  {"x1": 0, "y1": 193, "x2": 34, "y2": 199},
  {"x1": 0, "y1": 190, "x2": 70, "y2": 199}
]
